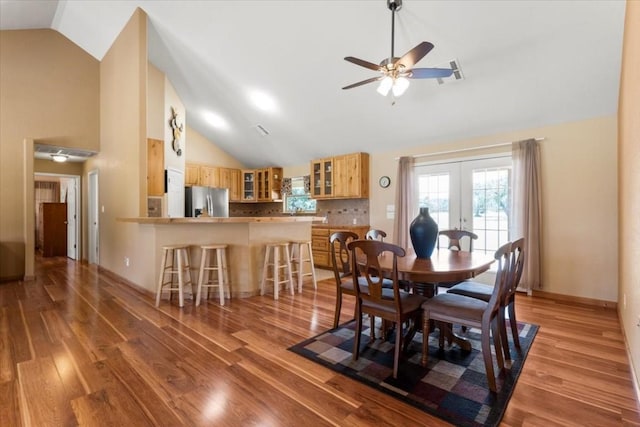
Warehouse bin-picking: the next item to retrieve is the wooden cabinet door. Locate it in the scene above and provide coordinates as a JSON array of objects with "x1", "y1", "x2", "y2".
[
  {"x1": 333, "y1": 155, "x2": 347, "y2": 197},
  {"x1": 332, "y1": 153, "x2": 369, "y2": 198},
  {"x1": 242, "y1": 170, "x2": 256, "y2": 201},
  {"x1": 147, "y1": 138, "x2": 164, "y2": 196},
  {"x1": 185, "y1": 164, "x2": 200, "y2": 186},
  {"x1": 200, "y1": 166, "x2": 220, "y2": 187},
  {"x1": 310, "y1": 158, "x2": 333, "y2": 198},
  {"x1": 229, "y1": 168, "x2": 241, "y2": 201}
]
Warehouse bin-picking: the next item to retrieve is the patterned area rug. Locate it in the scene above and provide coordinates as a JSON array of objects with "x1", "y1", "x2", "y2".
[{"x1": 289, "y1": 319, "x2": 538, "y2": 427}]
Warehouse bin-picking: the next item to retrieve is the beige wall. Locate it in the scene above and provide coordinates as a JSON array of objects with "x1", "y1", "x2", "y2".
[
  {"x1": 618, "y1": 0, "x2": 640, "y2": 395},
  {"x1": 369, "y1": 116, "x2": 618, "y2": 303},
  {"x1": 34, "y1": 159, "x2": 84, "y2": 176},
  {"x1": 185, "y1": 126, "x2": 245, "y2": 169},
  {"x1": 147, "y1": 63, "x2": 165, "y2": 140},
  {"x1": 0, "y1": 29, "x2": 100, "y2": 280},
  {"x1": 82, "y1": 8, "x2": 149, "y2": 284}
]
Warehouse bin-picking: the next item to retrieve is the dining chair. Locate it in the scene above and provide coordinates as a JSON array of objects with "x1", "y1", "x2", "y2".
[
  {"x1": 421, "y1": 241, "x2": 512, "y2": 392},
  {"x1": 438, "y1": 229, "x2": 478, "y2": 252},
  {"x1": 349, "y1": 239, "x2": 428, "y2": 379},
  {"x1": 365, "y1": 229, "x2": 387, "y2": 241},
  {"x1": 446, "y1": 237, "x2": 525, "y2": 359},
  {"x1": 329, "y1": 231, "x2": 385, "y2": 333}
]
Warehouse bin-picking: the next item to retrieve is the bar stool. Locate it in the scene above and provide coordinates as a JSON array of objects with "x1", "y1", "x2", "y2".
[
  {"x1": 289, "y1": 239, "x2": 317, "y2": 293},
  {"x1": 260, "y1": 242, "x2": 294, "y2": 300},
  {"x1": 196, "y1": 244, "x2": 230, "y2": 306},
  {"x1": 155, "y1": 244, "x2": 194, "y2": 308}
]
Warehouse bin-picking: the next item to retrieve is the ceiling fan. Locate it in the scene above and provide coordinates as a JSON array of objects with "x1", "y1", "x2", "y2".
[{"x1": 342, "y1": 0, "x2": 453, "y2": 97}]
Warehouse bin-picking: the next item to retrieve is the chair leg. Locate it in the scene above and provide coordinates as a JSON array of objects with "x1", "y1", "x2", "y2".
[
  {"x1": 353, "y1": 306, "x2": 363, "y2": 361},
  {"x1": 216, "y1": 249, "x2": 225, "y2": 306},
  {"x1": 196, "y1": 248, "x2": 208, "y2": 306},
  {"x1": 499, "y1": 306, "x2": 511, "y2": 361},
  {"x1": 156, "y1": 249, "x2": 168, "y2": 307},
  {"x1": 508, "y1": 301, "x2": 521, "y2": 350},
  {"x1": 491, "y1": 317, "x2": 505, "y2": 370},
  {"x1": 393, "y1": 318, "x2": 402, "y2": 378},
  {"x1": 333, "y1": 291, "x2": 342, "y2": 328},
  {"x1": 481, "y1": 326, "x2": 497, "y2": 393},
  {"x1": 177, "y1": 250, "x2": 185, "y2": 308}
]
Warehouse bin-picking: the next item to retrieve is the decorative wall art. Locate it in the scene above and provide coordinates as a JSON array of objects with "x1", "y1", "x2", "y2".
[{"x1": 169, "y1": 106, "x2": 184, "y2": 156}]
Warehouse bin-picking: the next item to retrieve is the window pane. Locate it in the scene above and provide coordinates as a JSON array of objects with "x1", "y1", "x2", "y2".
[
  {"x1": 284, "y1": 177, "x2": 316, "y2": 213},
  {"x1": 471, "y1": 166, "x2": 511, "y2": 254},
  {"x1": 417, "y1": 172, "x2": 450, "y2": 230}
]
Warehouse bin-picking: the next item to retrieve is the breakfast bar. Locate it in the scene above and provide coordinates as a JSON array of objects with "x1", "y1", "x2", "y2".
[{"x1": 118, "y1": 216, "x2": 322, "y2": 298}]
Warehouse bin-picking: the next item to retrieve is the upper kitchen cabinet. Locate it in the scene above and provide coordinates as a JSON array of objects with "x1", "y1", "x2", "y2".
[
  {"x1": 185, "y1": 163, "x2": 200, "y2": 186},
  {"x1": 334, "y1": 152, "x2": 369, "y2": 198},
  {"x1": 311, "y1": 152, "x2": 369, "y2": 199},
  {"x1": 311, "y1": 157, "x2": 333, "y2": 199},
  {"x1": 220, "y1": 167, "x2": 241, "y2": 202},
  {"x1": 199, "y1": 166, "x2": 220, "y2": 188},
  {"x1": 242, "y1": 170, "x2": 256, "y2": 202},
  {"x1": 256, "y1": 167, "x2": 283, "y2": 201}
]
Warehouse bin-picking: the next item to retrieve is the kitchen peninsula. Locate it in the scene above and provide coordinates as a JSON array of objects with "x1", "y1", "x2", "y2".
[{"x1": 119, "y1": 216, "x2": 322, "y2": 298}]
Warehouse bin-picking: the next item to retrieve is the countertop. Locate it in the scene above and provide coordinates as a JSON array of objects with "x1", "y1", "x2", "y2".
[
  {"x1": 311, "y1": 224, "x2": 370, "y2": 229},
  {"x1": 118, "y1": 216, "x2": 325, "y2": 224}
]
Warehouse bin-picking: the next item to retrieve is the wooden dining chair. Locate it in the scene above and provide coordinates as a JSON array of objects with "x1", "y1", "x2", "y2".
[
  {"x1": 446, "y1": 238, "x2": 526, "y2": 359},
  {"x1": 330, "y1": 231, "x2": 361, "y2": 328},
  {"x1": 365, "y1": 229, "x2": 387, "y2": 241},
  {"x1": 438, "y1": 229, "x2": 478, "y2": 252},
  {"x1": 421, "y1": 241, "x2": 512, "y2": 392},
  {"x1": 349, "y1": 239, "x2": 428, "y2": 379}
]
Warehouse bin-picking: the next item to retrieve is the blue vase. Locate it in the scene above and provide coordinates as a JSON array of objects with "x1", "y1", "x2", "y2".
[{"x1": 410, "y1": 207, "x2": 439, "y2": 258}]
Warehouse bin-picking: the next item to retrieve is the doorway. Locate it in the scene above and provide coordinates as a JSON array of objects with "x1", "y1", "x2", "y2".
[
  {"x1": 34, "y1": 173, "x2": 81, "y2": 260},
  {"x1": 88, "y1": 169, "x2": 99, "y2": 265}
]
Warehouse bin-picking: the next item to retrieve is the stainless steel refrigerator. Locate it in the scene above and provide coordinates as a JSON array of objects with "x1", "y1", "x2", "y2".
[{"x1": 185, "y1": 186, "x2": 229, "y2": 217}]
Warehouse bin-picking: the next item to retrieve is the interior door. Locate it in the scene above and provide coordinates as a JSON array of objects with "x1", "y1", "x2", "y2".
[{"x1": 66, "y1": 178, "x2": 77, "y2": 259}]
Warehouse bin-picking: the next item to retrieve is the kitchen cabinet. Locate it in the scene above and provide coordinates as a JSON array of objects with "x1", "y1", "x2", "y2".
[
  {"x1": 310, "y1": 158, "x2": 333, "y2": 199},
  {"x1": 185, "y1": 164, "x2": 200, "y2": 186},
  {"x1": 220, "y1": 167, "x2": 241, "y2": 202},
  {"x1": 147, "y1": 138, "x2": 164, "y2": 196},
  {"x1": 310, "y1": 152, "x2": 369, "y2": 199},
  {"x1": 311, "y1": 225, "x2": 369, "y2": 269},
  {"x1": 242, "y1": 170, "x2": 256, "y2": 201},
  {"x1": 199, "y1": 166, "x2": 220, "y2": 188},
  {"x1": 256, "y1": 167, "x2": 283, "y2": 201},
  {"x1": 333, "y1": 152, "x2": 369, "y2": 198}
]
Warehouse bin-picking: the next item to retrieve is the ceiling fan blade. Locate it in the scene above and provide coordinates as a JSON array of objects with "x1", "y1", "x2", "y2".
[
  {"x1": 396, "y1": 41, "x2": 434, "y2": 70},
  {"x1": 344, "y1": 56, "x2": 382, "y2": 71},
  {"x1": 410, "y1": 67, "x2": 454, "y2": 79},
  {"x1": 342, "y1": 76, "x2": 383, "y2": 90}
]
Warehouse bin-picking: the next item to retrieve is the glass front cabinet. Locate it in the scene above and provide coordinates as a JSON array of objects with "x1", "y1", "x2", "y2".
[{"x1": 311, "y1": 158, "x2": 333, "y2": 199}]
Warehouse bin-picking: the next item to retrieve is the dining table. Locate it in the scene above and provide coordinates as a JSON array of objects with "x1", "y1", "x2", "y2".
[{"x1": 358, "y1": 247, "x2": 495, "y2": 351}]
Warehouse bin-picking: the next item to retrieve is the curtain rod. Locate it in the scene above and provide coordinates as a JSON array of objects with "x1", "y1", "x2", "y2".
[{"x1": 395, "y1": 137, "x2": 545, "y2": 160}]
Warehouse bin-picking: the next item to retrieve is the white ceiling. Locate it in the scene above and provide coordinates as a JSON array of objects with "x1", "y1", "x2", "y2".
[{"x1": 0, "y1": 0, "x2": 627, "y2": 168}]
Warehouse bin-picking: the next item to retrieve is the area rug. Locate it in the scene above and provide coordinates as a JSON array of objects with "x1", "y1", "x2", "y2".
[{"x1": 289, "y1": 319, "x2": 538, "y2": 427}]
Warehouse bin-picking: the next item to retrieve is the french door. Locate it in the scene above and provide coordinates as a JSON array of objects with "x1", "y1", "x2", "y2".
[{"x1": 415, "y1": 156, "x2": 512, "y2": 255}]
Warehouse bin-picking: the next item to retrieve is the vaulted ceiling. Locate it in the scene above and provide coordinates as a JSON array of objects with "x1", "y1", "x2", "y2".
[{"x1": 0, "y1": 0, "x2": 626, "y2": 167}]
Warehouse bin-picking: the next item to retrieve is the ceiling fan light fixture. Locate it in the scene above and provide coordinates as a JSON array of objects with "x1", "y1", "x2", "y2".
[
  {"x1": 377, "y1": 76, "x2": 393, "y2": 96},
  {"x1": 51, "y1": 153, "x2": 68, "y2": 163},
  {"x1": 392, "y1": 77, "x2": 410, "y2": 96}
]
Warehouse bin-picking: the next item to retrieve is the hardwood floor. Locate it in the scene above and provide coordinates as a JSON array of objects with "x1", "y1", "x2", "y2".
[{"x1": 1, "y1": 256, "x2": 638, "y2": 426}]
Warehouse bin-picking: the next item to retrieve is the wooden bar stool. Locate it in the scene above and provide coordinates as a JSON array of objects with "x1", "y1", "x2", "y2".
[
  {"x1": 260, "y1": 242, "x2": 294, "y2": 300},
  {"x1": 196, "y1": 244, "x2": 230, "y2": 306},
  {"x1": 155, "y1": 244, "x2": 194, "y2": 308},
  {"x1": 289, "y1": 239, "x2": 317, "y2": 293}
]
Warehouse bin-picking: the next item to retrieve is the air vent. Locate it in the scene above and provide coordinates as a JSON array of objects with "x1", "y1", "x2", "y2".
[
  {"x1": 436, "y1": 59, "x2": 464, "y2": 85},
  {"x1": 254, "y1": 124, "x2": 270, "y2": 137}
]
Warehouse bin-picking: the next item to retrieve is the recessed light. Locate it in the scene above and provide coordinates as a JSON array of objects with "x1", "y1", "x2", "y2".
[
  {"x1": 203, "y1": 111, "x2": 229, "y2": 130},
  {"x1": 249, "y1": 90, "x2": 277, "y2": 113}
]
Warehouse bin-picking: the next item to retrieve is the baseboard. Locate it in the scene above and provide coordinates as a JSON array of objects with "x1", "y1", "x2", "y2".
[
  {"x1": 0, "y1": 274, "x2": 27, "y2": 283},
  {"x1": 98, "y1": 266, "x2": 155, "y2": 298},
  {"x1": 531, "y1": 289, "x2": 617, "y2": 310},
  {"x1": 618, "y1": 310, "x2": 640, "y2": 404}
]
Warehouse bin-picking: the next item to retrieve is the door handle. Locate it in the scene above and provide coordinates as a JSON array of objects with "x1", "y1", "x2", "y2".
[{"x1": 64, "y1": 221, "x2": 68, "y2": 224}]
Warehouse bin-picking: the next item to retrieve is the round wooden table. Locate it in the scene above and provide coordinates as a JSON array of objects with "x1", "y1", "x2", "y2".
[{"x1": 374, "y1": 248, "x2": 495, "y2": 296}]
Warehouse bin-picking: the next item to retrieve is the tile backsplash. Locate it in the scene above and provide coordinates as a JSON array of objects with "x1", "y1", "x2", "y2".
[{"x1": 229, "y1": 198, "x2": 370, "y2": 226}]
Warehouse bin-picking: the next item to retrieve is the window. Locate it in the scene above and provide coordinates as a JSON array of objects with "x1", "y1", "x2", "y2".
[
  {"x1": 416, "y1": 156, "x2": 512, "y2": 255},
  {"x1": 283, "y1": 177, "x2": 316, "y2": 213}
]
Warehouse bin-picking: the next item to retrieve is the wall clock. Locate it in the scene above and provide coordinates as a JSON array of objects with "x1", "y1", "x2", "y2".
[{"x1": 379, "y1": 176, "x2": 391, "y2": 188}]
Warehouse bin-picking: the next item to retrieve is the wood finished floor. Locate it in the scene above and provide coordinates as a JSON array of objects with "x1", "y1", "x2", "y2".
[{"x1": 1, "y1": 256, "x2": 639, "y2": 426}]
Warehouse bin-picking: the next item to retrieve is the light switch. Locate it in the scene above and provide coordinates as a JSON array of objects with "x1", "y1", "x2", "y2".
[{"x1": 101, "y1": 205, "x2": 105, "y2": 213}]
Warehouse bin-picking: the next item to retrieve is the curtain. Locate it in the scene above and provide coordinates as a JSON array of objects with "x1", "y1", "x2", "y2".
[
  {"x1": 35, "y1": 181, "x2": 61, "y2": 249},
  {"x1": 512, "y1": 139, "x2": 542, "y2": 293},
  {"x1": 393, "y1": 156, "x2": 415, "y2": 250}
]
